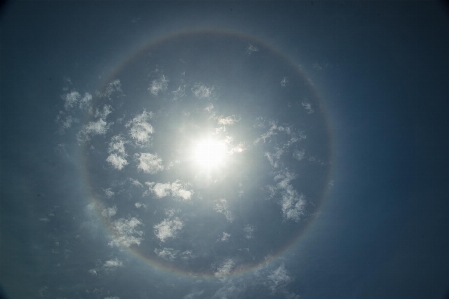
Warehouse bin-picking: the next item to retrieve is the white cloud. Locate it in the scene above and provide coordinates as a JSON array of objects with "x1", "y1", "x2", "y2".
[
  {"x1": 302, "y1": 102, "x2": 314, "y2": 114},
  {"x1": 172, "y1": 84, "x2": 186, "y2": 100},
  {"x1": 145, "y1": 180, "x2": 192, "y2": 200},
  {"x1": 77, "y1": 118, "x2": 110, "y2": 142},
  {"x1": 217, "y1": 115, "x2": 240, "y2": 126},
  {"x1": 170, "y1": 180, "x2": 193, "y2": 200},
  {"x1": 127, "y1": 110, "x2": 154, "y2": 145},
  {"x1": 106, "y1": 154, "x2": 128, "y2": 170},
  {"x1": 180, "y1": 250, "x2": 194, "y2": 260},
  {"x1": 247, "y1": 43, "x2": 259, "y2": 55},
  {"x1": 106, "y1": 135, "x2": 128, "y2": 170},
  {"x1": 149, "y1": 75, "x2": 169, "y2": 96},
  {"x1": 272, "y1": 171, "x2": 306, "y2": 222},
  {"x1": 220, "y1": 232, "x2": 231, "y2": 242},
  {"x1": 79, "y1": 92, "x2": 92, "y2": 110},
  {"x1": 255, "y1": 122, "x2": 279, "y2": 143},
  {"x1": 293, "y1": 149, "x2": 306, "y2": 161},
  {"x1": 108, "y1": 135, "x2": 127, "y2": 156},
  {"x1": 243, "y1": 225, "x2": 255, "y2": 239},
  {"x1": 136, "y1": 153, "x2": 164, "y2": 174},
  {"x1": 102, "y1": 79, "x2": 122, "y2": 98},
  {"x1": 281, "y1": 77, "x2": 288, "y2": 87},
  {"x1": 95, "y1": 105, "x2": 113, "y2": 119},
  {"x1": 154, "y1": 247, "x2": 178, "y2": 261},
  {"x1": 108, "y1": 217, "x2": 144, "y2": 248},
  {"x1": 267, "y1": 264, "x2": 292, "y2": 293},
  {"x1": 103, "y1": 258, "x2": 123, "y2": 268},
  {"x1": 204, "y1": 104, "x2": 214, "y2": 112},
  {"x1": 135, "y1": 202, "x2": 146, "y2": 209},
  {"x1": 214, "y1": 258, "x2": 234, "y2": 279},
  {"x1": 154, "y1": 217, "x2": 183, "y2": 242},
  {"x1": 183, "y1": 290, "x2": 204, "y2": 299},
  {"x1": 130, "y1": 178, "x2": 143, "y2": 188},
  {"x1": 214, "y1": 199, "x2": 234, "y2": 222},
  {"x1": 101, "y1": 206, "x2": 117, "y2": 218},
  {"x1": 192, "y1": 83, "x2": 214, "y2": 99},
  {"x1": 63, "y1": 91, "x2": 80, "y2": 110},
  {"x1": 56, "y1": 114, "x2": 79, "y2": 134},
  {"x1": 88, "y1": 269, "x2": 97, "y2": 275}
]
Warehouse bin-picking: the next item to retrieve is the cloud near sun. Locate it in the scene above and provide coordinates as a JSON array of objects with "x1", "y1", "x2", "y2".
[{"x1": 55, "y1": 33, "x2": 330, "y2": 279}]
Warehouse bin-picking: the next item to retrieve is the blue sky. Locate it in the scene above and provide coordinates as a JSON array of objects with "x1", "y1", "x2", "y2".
[{"x1": 1, "y1": 1, "x2": 448, "y2": 299}]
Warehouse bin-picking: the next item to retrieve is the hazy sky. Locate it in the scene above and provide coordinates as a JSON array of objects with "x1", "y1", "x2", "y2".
[{"x1": 1, "y1": 2, "x2": 448, "y2": 299}]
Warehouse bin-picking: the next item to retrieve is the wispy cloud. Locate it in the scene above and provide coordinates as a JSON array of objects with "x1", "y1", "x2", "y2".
[
  {"x1": 247, "y1": 44, "x2": 259, "y2": 55},
  {"x1": 214, "y1": 258, "x2": 234, "y2": 279},
  {"x1": 103, "y1": 258, "x2": 123, "y2": 268},
  {"x1": 217, "y1": 115, "x2": 240, "y2": 126},
  {"x1": 192, "y1": 83, "x2": 215, "y2": 99},
  {"x1": 108, "y1": 217, "x2": 144, "y2": 248},
  {"x1": 172, "y1": 84, "x2": 186, "y2": 100},
  {"x1": 219, "y1": 232, "x2": 231, "y2": 242},
  {"x1": 183, "y1": 290, "x2": 204, "y2": 299},
  {"x1": 95, "y1": 105, "x2": 113, "y2": 119},
  {"x1": 302, "y1": 102, "x2": 314, "y2": 114},
  {"x1": 103, "y1": 188, "x2": 115, "y2": 198},
  {"x1": 135, "y1": 202, "x2": 146, "y2": 209},
  {"x1": 129, "y1": 178, "x2": 143, "y2": 188},
  {"x1": 243, "y1": 225, "x2": 255, "y2": 239},
  {"x1": 154, "y1": 216, "x2": 183, "y2": 242},
  {"x1": 126, "y1": 110, "x2": 154, "y2": 146},
  {"x1": 214, "y1": 199, "x2": 234, "y2": 222},
  {"x1": 281, "y1": 77, "x2": 288, "y2": 87},
  {"x1": 145, "y1": 180, "x2": 193, "y2": 200},
  {"x1": 272, "y1": 171, "x2": 306, "y2": 222},
  {"x1": 101, "y1": 206, "x2": 117, "y2": 218},
  {"x1": 149, "y1": 75, "x2": 169, "y2": 96},
  {"x1": 266, "y1": 264, "x2": 296, "y2": 296},
  {"x1": 77, "y1": 118, "x2": 111, "y2": 142},
  {"x1": 293, "y1": 149, "x2": 306, "y2": 161},
  {"x1": 136, "y1": 153, "x2": 164, "y2": 174},
  {"x1": 55, "y1": 113, "x2": 79, "y2": 134},
  {"x1": 106, "y1": 135, "x2": 128, "y2": 170},
  {"x1": 101, "y1": 79, "x2": 122, "y2": 99},
  {"x1": 62, "y1": 91, "x2": 81, "y2": 110},
  {"x1": 154, "y1": 247, "x2": 178, "y2": 261}
]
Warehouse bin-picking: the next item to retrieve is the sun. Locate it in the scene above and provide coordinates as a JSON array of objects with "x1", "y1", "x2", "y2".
[{"x1": 194, "y1": 139, "x2": 227, "y2": 168}]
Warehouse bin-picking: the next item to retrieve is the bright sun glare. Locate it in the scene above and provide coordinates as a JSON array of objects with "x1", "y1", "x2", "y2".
[{"x1": 194, "y1": 139, "x2": 227, "y2": 168}]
